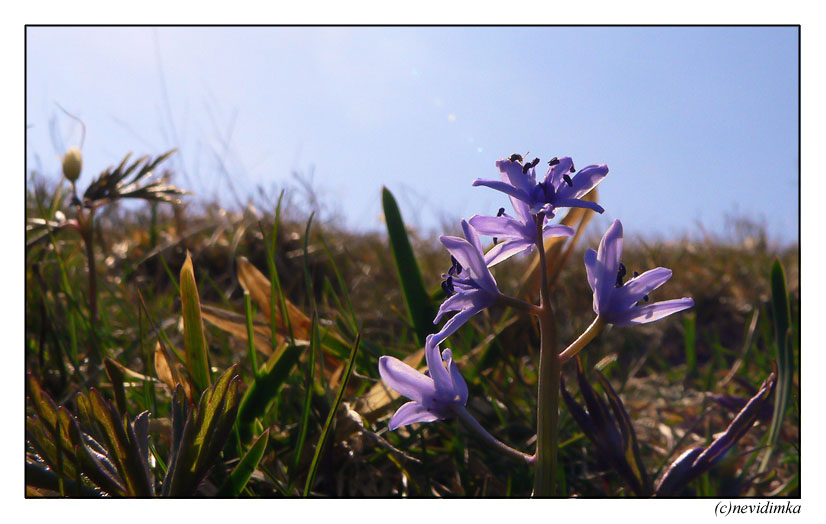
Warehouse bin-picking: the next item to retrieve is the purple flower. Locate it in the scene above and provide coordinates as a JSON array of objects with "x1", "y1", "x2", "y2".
[
  {"x1": 472, "y1": 156, "x2": 608, "y2": 217},
  {"x1": 433, "y1": 220, "x2": 501, "y2": 344},
  {"x1": 378, "y1": 335, "x2": 468, "y2": 430},
  {"x1": 469, "y1": 194, "x2": 575, "y2": 267},
  {"x1": 585, "y1": 219, "x2": 694, "y2": 326}
]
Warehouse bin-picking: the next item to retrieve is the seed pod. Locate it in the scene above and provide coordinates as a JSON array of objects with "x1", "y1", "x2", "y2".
[{"x1": 62, "y1": 147, "x2": 83, "y2": 182}]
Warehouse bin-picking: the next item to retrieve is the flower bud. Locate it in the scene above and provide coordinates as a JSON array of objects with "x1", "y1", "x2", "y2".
[{"x1": 62, "y1": 147, "x2": 82, "y2": 182}]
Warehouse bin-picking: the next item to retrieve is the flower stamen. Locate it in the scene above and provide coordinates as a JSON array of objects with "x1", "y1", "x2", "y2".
[{"x1": 616, "y1": 262, "x2": 627, "y2": 288}]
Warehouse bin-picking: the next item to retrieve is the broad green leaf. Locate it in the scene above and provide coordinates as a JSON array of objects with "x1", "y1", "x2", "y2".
[
  {"x1": 218, "y1": 429, "x2": 270, "y2": 496},
  {"x1": 180, "y1": 252, "x2": 211, "y2": 392},
  {"x1": 382, "y1": 187, "x2": 435, "y2": 345}
]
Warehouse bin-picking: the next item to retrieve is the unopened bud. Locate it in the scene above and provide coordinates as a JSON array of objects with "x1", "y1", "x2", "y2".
[{"x1": 62, "y1": 147, "x2": 82, "y2": 182}]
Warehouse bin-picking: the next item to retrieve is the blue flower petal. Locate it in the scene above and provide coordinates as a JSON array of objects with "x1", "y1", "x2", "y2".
[
  {"x1": 425, "y1": 335, "x2": 453, "y2": 395},
  {"x1": 484, "y1": 238, "x2": 534, "y2": 267},
  {"x1": 556, "y1": 163, "x2": 608, "y2": 201},
  {"x1": 431, "y1": 304, "x2": 485, "y2": 346},
  {"x1": 613, "y1": 267, "x2": 673, "y2": 309},
  {"x1": 442, "y1": 348, "x2": 468, "y2": 405},
  {"x1": 610, "y1": 298, "x2": 695, "y2": 326},
  {"x1": 388, "y1": 401, "x2": 442, "y2": 430},
  {"x1": 595, "y1": 219, "x2": 623, "y2": 315},
  {"x1": 378, "y1": 356, "x2": 436, "y2": 404},
  {"x1": 553, "y1": 198, "x2": 605, "y2": 214},
  {"x1": 471, "y1": 178, "x2": 532, "y2": 204}
]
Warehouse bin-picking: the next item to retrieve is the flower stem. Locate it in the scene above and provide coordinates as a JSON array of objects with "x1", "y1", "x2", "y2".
[
  {"x1": 76, "y1": 206, "x2": 101, "y2": 364},
  {"x1": 558, "y1": 316, "x2": 606, "y2": 364},
  {"x1": 533, "y1": 214, "x2": 560, "y2": 497},
  {"x1": 455, "y1": 406, "x2": 534, "y2": 465},
  {"x1": 497, "y1": 294, "x2": 543, "y2": 316}
]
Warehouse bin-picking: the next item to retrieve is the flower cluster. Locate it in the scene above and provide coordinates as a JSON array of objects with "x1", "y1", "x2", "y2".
[{"x1": 376, "y1": 152, "x2": 694, "y2": 449}]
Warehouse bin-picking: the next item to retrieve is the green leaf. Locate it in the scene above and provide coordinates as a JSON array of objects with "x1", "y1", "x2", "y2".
[
  {"x1": 88, "y1": 389, "x2": 153, "y2": 496},
  {"x1": 683, "y1": 313, "x2": 696, "y2": 379},
  {"x1": 382, "y1": 187, "x2": 435, "y2": 345},
  {"x1": 103, "y1": 358, "x2": 128, "y2": 417},
  {"x1": 218, "y1": 429, "x2": 270, "y2": 496},
  {"x1": 304, "y1": 334, "x2": 361, "y2": 496},
  {"x1": 761, "y1": 259, "x2": 793, "y2": 470},
  {"x1": 26, "y1": 460, "x2": 100, "y2": 497},
  {"x1": 237, "y1": 344, "x2": 302, "y2": 441},
  {"x1": 162, "y1": 368, "x2": 241, "y2": 497},
  {"x1": 290, "y1": 313, "x2": 318, "y2": 485},
  {"x1": 26, "y1": 373, "x2": 59, "y2": 434},
  {"x1": 594, "y1": 370, "x2": 651, "y2": 496},
  {"x1": 180, "y1": 252, "x2": 211, "y2": 392}
]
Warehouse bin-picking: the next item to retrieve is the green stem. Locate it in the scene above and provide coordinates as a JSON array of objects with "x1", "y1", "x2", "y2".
[
  {"x1": 243, "y1": 291, "x2": 259, "y2": 376},
  {"x1": 497, "y1": 293, "x2": 543, "y2": 316},
  {"x1": 533, "y1": 213, "x2": 560, "y2": 497},
  {"x1": 455, "y1": 406, "x2": 535, "y2": 465},
  {"x1": 558, "y1": 316, "x2": 606, "y2": 364},
  {"x1": 77, "y1": 206, "x2": 101, "y2": 363}
]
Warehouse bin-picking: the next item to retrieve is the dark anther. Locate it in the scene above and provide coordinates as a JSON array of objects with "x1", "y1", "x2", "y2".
[
  {"x1": 548, "y1": 157, "x2": 559, "y2": 166},
  {"x1": 497, "y1": 207, "x2": 506, "y2": 217},
  {"x1": 633, "y1": 271, "x2": 639, "y2": 278},
  {"x1": 569, "y1": 163, "x2": 576, "y2": 173},
  {"x1": 448, "y1": 255, "x2": 463, "y2": 276},
  {"x1": 441, "y1": 276, "x2": 455, "y2": 297},
  {"x1": 523, "y1": 157, "x2": 541, "y2": 174},
  {"x1": 492, "y1": 237, "x2": 498, "y2": 245},
  {"x1": 643, "y1": 294, "x2": 649, "y2": 302},
  {"x1": 616, "y1": 262, "x2": 627, "y2": 287},
  {"x1": 562, "y1": 174, "x2": 573, "y2": 187},
  {"x1": 509, "y1": 153, "x2": 523, "y2": 163}
]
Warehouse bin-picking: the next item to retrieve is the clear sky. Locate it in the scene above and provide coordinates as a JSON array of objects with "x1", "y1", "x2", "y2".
[{"x1": 25, "y1": 26, "x2": 799, "y2": 244}]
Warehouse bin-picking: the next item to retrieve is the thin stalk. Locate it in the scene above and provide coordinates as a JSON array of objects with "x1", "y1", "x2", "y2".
[
  {"x1": 79, "y1": 208, "x2": 98, "y2": 326},
  {"x1": 497, "y1": 294, "x2": 543, "y2": 316},
  {"x1": 558, "y1": 316, "x2": 606, "y2": 364},
  {"x1": 533, "y1": 213, "x2": 560, "y2": 497},
  {"x1": 77, "y1": 206, "x2": 101, "y2": 363},
  {"x1": 243, "y1": 291, "x2": 259, "y2": 376},
  {"x1": 455, "y1": 406, "x2": 534, "y2": 465}
]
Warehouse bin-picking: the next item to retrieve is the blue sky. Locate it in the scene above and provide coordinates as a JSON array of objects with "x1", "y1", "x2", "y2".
[{"x1": 26, "y1": 26, "x2": 799, "y2": 244}]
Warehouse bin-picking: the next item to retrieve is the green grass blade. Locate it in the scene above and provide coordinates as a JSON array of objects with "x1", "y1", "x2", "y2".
[
  {"x1": 302, "y1": 213, "x2": 317, "y2": 312},
  {"x1": 103, "y1": 358, "x2": 128, "y2": 417},
  {"x1": 683, "y1": 313, "x2": 697, "y2": 379},
  {"x1": 180, "y1": 252, "x2": 211, "y2": 392},
  {"x1": 218, "y1": 429, "x2": 270, "y2": 496},
  {"x1": 381, "y1": 186, "x2": 435, "y2": 345},
  {"x1": 319, "y1": 234, "x2": 358, "y2": 330},
  {"x1": 760, "y1": 259, "x2": 792, "y2": 471},
  {"x1": 243, "y1": 291, "x2": 259, "y2": 376},
  {"x1": 290, "y1": 313, "x2": 318, "y2": 487},
  {"x1": 303, "y1": 334, "x2": 361, "y2": 496},
  {"x1": 237, "y1": 344, "x2": 302, "y2": 441},
  {"x1": 265, "y1": 190, "x2": 294, "y2": 347}
]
